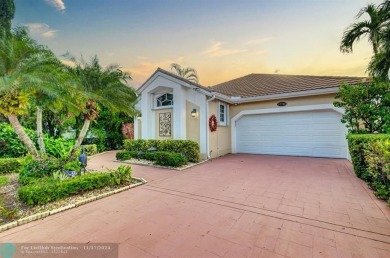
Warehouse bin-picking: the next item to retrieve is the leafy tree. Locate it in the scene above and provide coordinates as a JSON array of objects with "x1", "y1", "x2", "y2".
[
  {"x1": 82, "y1": 104, "x2": 134, "y2": 151},
  {"x1": 0, "y1": 0, "x2": 15, "y2": 34},
  {"x1": 0, "y1": 27, "x2": 71, "y2": 159},
  {"x1": 334, "y1": 81, "x2": 390, "y2": 133},
  {"x1": 170, "y1": 63, "x2": 199, "y2": 83},
  {"x1": 63, "y1": 54, "x2": 137, "y2": 159}
]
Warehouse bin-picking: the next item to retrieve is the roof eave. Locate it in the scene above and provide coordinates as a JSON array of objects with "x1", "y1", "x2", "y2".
[
  {"x1": 137, "y1": 68, "x2": 213, "y2": 96},
  {"x1": 226, "y1": 87, "x2": 340, "y2": 104}
]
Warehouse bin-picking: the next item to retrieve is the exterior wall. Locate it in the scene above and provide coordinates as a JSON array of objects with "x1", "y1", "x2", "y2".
[
  {"x1": 186, "y1": 101, "x2": 200, "y2": 145},
  {"x1": 155, "y1": 108, "x2": 173, "y2": 140},
  {"x1": 137, "y1": 118, "x2": 142, "y2": 139},
  {"x1": 229, "y1": 93, "x2": 337, "y2": 119},
  {"x1": 208, "y1": 100, "x2": 231, "y2": 158},
  {"x1": 138, "y1": 72, "x2": 208, "y2": 157}
]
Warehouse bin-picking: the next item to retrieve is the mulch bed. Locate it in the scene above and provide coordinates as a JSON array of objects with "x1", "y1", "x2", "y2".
[
  {"x1": 0, "y1": 172, "x2": 141, "y2": 226},
  {"x1": 116, "y1": 158, "x2": 207, "y2": 171}
]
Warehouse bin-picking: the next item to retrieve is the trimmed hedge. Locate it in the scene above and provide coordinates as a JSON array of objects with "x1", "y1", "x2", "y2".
[
  {"x1": 154, "y1": 152, "x2": 187, "y2": 167},
  {"x1": 348, "y1": 134, "x2": 390, "y2": 203},
  {"x1": 116, "y1": 150, "x2": 188, "y2": 167},
  {"x1": 124, "y1": 139, "x2": 199, "y2": 162},
  {"x1": 116, "y1": 150, "x2": 136, "y2": 161},
  {"x1": 0, "y1": 158, "x2": 23, "y2": 174},
  {"x1": 18, "y1": 165, "x2": 132, "y2": 206},
  {"x1": 347, "y1": 134, "x2": 390, "y2": 180}
]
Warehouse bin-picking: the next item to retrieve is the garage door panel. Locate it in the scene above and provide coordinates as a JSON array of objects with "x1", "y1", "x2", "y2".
[{"x1": 236, "y1": 110, "x2": 348, "y2": 158}]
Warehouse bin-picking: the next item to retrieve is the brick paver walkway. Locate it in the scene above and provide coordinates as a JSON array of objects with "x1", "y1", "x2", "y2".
[{"x1": 1, "y1": 152, "x2": 390, "y2": 257}]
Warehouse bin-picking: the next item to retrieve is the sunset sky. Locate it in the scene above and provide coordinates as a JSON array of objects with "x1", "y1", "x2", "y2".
[{"x1": 14, "y1": 0, "x2": 382, "y2": 87}]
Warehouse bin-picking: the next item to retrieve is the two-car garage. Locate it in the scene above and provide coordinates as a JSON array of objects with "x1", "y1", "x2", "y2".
[{"x1": 234, "y1": 107, "x2": 349, "y2": 159}]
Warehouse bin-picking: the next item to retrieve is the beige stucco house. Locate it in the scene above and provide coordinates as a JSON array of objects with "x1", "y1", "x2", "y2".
[{"x1": 134, "y1": 68, "x2": 364, "y2": 160}]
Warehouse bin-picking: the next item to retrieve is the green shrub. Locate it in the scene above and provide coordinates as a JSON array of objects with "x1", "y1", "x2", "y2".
[
  {"x1": 107, "y1": 165, "x2": 132, "y2": 185},
  {"x1": 52, "y1": 170, "x2": 69, "y2": 181},
  {"x1": 18, "y1": 157, "x2": 60, "y2": 185},
  {"x1": 44, "y1": 137, "x2": 74, "y2": 159},
  {"x1": 63, "y1": 160, "x2": 82, "y2": 174},
  {"x1": 0, "y1": 158, "x2": 23, "y2": 174},
  {"x1": 154, "y1": 152, "x2": 187, "y2": 167},
  {"x1": 124, "y1": 139, "x2": 200, "y2": 162},
  {"x1": 365, "y1": 139, "x2": 390, "y2": 201},
  {"x1": 365, "y1": 140, "x2": 390, "y2": 181},
  {"x1": 116, "y1": 150, "x2": 187, "y2": 167},
  {"x1": 116, "y1": 150, "x2": 137, "y2": 160},
  {"x1": 347, "y1": 134, "x2": 390, "y2": 180},
  {"x1": 83, "y1": 144, "x2": 98, "y2": 156},
  {"x1": 0, "y1": 123, "x2": 36, "y2": 157},
  {"x1": 18, "y1": 165, "x2": 132, "y2": 206}
]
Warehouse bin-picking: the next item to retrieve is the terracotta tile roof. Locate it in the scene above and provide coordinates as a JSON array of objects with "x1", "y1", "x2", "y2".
[{"x1": 211, "y1": 73, "x2": 366, "y2": 98}]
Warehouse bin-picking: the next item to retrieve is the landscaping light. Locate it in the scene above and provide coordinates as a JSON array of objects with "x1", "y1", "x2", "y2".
[{"x1": 191, "y1": 108, "x2": 198, "y2": 118}]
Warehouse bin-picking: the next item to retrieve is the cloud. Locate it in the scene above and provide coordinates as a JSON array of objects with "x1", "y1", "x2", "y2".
[
  {"x1": 45, "y1": 0, "x2": 66, "y2": 12},
  {"x1": 128, "y1": 56, "x2": 185, "y2": 87},
  {"x1": 244, "y1": 37, "x2": 274, "y2": 46},
  {"x1": 26, "y1": 23, "x2": 57, "y2": 39},
  {"x1": 202, "y1": 41, "x2": 247, "y2": 57}
]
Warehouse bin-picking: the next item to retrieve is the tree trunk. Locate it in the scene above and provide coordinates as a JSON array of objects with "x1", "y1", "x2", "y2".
[
  {"x1": 68, "y1": 118, "x2": 91, "y2": 160},
  {"x1": 373, "y1": 40, "x2": 378, "y2": 57},
  {"x1": 36, "y1": 106, "x2": 46, "y2": 157},
  {"x1": 7, "y1": 114, "x2": 40, "y2": 160}
]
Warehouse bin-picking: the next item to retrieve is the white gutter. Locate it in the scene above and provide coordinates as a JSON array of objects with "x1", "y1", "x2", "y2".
[{"x1": 206, "y1": 94, "x2": 216, "y2": 159}]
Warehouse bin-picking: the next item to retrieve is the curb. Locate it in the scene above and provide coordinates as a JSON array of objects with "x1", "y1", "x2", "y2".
[{"x1": 0, "y1": 177, "x2": 147, "y2": 233}]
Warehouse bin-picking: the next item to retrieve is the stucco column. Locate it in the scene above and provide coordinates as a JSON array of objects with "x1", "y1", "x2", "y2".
[
  {"x1": 173, "y1": 85, "x2": 186, "y2": 139},
  {"x1": 141, "y1": 91, "x2": 151, "y2": 139},
  {"x1": 199, "y1": 95, "x2": 207, "y2": 155}
]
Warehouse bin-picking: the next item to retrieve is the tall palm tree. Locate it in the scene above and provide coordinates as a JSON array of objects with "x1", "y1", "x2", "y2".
[
  {"x1": 340, "y1": 3, "x2": 387, "y2": 56},
  {"x1": 0, "y1": 27, "x2": 62, "y2": 159},
  {"x1": 64, "y1": 54, "x2": 137, "y2": 160},
  {"x1": 367, "y1": 1, "x2": 390, "y2": 79},
  {"x1": 170, "y1": 63, "x2": 199, "y2": 83}
]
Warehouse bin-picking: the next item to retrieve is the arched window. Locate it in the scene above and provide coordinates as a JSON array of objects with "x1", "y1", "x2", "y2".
[{"x1": 156, "y1": 93, "x2": 173, "y2": 107}]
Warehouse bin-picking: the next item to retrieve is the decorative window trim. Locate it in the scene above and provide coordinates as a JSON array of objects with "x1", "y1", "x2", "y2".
[
  {"x1": 154, "y1": 93, "x2": 173, "y2": 109},
  {"x1": 218, "y1": 102, "x2": 228, "y2": 126}
]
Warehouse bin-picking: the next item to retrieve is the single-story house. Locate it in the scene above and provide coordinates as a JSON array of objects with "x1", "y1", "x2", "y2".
[{"x1": 134, "y1": 68, "x2": 364, "y2": 160}]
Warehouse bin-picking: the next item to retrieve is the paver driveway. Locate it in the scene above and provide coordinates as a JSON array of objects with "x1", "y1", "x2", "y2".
[{"x1": 1, "y1": 152, "x2": 390, "y2": 258}]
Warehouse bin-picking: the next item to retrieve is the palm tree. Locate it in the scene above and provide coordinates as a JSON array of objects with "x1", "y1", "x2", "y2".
[
  {"x1": 0, "y1": 27, "x2": 61, "y2": 159},
  {"x1": 340, "y1": 3, "x2": 387, "y2": 56},
  {"x1": 33, "y1": 61, "x2": 81, "y2": 157},
  {"x1": 64, "y1": 54, "x2": 137, "y2": 160},
  {"x1": 0, "y1": 27, "x2": 78, "y2": 159},
  {"x1": 366, "y1": 1, "x2": 390, "y2": 79},
  {"x1": 170, "y1": 63, "x2": 199, "y2": 83}
]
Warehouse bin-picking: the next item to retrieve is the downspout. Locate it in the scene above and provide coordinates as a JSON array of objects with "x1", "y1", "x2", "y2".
[{"x1": 206, "y1": 94, "x2": 216, "y2": 159}]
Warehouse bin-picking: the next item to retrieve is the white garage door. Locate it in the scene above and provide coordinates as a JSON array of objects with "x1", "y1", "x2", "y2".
[{"x1": 236, "y1": 110, "x2": 348, "y2": 158}]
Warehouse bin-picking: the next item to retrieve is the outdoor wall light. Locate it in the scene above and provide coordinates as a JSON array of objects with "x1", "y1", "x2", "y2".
[{"x1": 191, "y1": 108, "x2": 198, "y2": 118}]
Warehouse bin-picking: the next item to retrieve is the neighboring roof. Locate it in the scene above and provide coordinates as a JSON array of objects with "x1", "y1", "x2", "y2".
[
  {"x1": 211, "y1": 73, "x2": 366, "y2": 98},
  {"x1": 137, "y1": 67, "x2": 212, "y2": 94}
]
